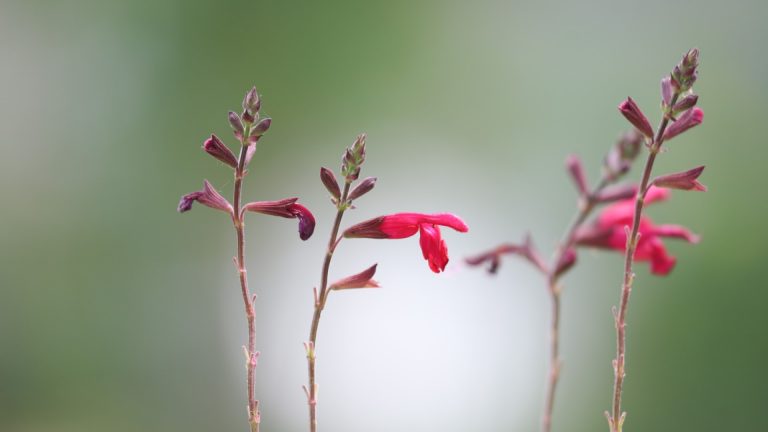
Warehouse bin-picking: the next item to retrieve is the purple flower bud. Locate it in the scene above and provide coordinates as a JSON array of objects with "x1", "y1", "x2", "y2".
[
  {"x1": 565, "y1": 155, "x2": 589, "y2": 196},
  {"x1": 652, "y1": 166, "x2": 707, "y2": 192},
  {"x1": 202, "y1": 134, "x2": 238, "y2": 169},
  {"x1": 228, "y1": 111, "x2": 245, "y2": 140},
  {"x1": 661, "y1": 76, "x2": 674, "y2": 107},
  {"x1": 320, "y1": 167, "x2": 341, "y2": 200},
  {"x1": 672, "y1": 94, "x2": 698, "y2": 114},
  {"x1": 662, "y1": 107, "x2": 703, "y2": 141},
  {"x1": 177, "y1": 180, "x2": 234, "y2": 215},
  {"x1": 251, "y1": 118, "x2": 272, "y2": 137},
  {"x1": 618, "y1": 97, "x2": 654, "y2": 138},
  {"x1": 329, "y1": 264, "x2": 380, "y2": 290},
  {"x1": 242, "y1": 87, "x2": 261, "y2": 114},
  {"x1": 347, "y1": 177, "x2": 377, "y2": 201}
]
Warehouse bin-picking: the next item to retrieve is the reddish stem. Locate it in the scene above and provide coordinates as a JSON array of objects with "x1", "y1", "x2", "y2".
[
  {"x1": 232, "y1": 124, "x2": 260, "y2": 432},
  {"x1": 608, "y1": 93, "x2": 679, "y2": 432},
  {"x1": 306, "y1": 181, "x2": 352, "y2": 432},
  {"x1": 541, "y1": 177, "x2": 609, "y2": 432}
]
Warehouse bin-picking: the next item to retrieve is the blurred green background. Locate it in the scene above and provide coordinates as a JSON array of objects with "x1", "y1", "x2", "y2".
[{"x1": 1, "y1": 0, "x2": 766, "y2": 431}]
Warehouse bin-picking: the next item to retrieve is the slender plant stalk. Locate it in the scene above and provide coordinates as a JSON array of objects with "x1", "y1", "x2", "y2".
[
  {"x1": 608, "y1": 93, "x2": 679, "y2": 432},
  {"x1": 232, "y1": 123, "x2": 260, "y2": 432},
  {"x1": 541, "y1": 177, "x2": 610, "y2": 432},
  {"x1": 306, "y1": 181, "x2": 352, "y2": 432}
]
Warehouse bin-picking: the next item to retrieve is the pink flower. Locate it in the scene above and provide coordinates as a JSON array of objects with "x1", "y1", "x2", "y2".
[
  {"x1": 344, "y1": 213, "x2": 469, "y2": 273},
  {"x1": 575, "y1": 187, "x2": 700, "y2": 275}
]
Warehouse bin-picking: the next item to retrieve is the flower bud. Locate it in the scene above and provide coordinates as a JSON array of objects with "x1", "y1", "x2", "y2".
[
  {"x1": 347, "y1": 177, "x2": 377, "y2": 201},
  {"x1": 671, "y1": 48, "x2": 700, "y2": 92},
  {"x1": 652, "y1": 166, "x2": 707, "y2": 192},
  {"x1": 202, "y1": 134, "x2": 238, "y2": 169},
  {"x1": 329, "y1": 264, "x2": 380, "y2": 290},
  {"x1": 661, "y1": 76, "x2": 674, "y2": 107},
  {"x1": 662, "y1": 107, "x2": 703, "y2": 141},
  {"x1": 604, "y1": 130, "x2": 643, "y2": 178},
  {"x1": 228, "y1": 111, "x2": 245, "y2": 140},
  {"x1": 251, "y1": 118, "x2": 272, "y2": 138},
  {"x1": 341, "y1": 133, "x2": 367, "y2": 181},
  {"x1": 565, "y1": 155, "x2": 589, "y2": 197},
  {"x1": 672, "y1": 94, "x2": 698, "y2": 114},
  {"x1": 242, "y1": 87, "x2": 261, "y2": 114},
  {"x1": 618, "y1": 97, "x2": 654, "y2": 138},
  {"x1": 320, "y1": 167, "x2": 341, "y2": 200}
]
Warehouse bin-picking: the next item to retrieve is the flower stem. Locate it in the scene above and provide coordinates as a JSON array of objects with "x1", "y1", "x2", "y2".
[
  {"x1": 232, "y1": 124, "x2": 260, "y2": 432},
  {"x1": 541, "y1": 177, "x2": 610, "y2": 432},
  {"x1": 306, "y1": 181, "x2": 352, "y2": 432},
  {"x1": 608, "y1": 94, "x2": 679, "y2": 432}
]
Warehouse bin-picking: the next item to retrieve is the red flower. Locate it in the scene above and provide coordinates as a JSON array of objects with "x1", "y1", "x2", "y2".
[
  {"x1": 344, "y1": 213, "x2": 469, "y2": 273},
  {"x1": 575, "y1": 187, "x2": 699, "y2": 275}
]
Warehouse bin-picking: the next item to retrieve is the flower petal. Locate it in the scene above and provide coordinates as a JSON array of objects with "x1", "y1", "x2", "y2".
[
  {"x1": 419, "y1": 224, "x2": 449, "y2": 273},
  {"x1": 289, "y1": 203, "x2": 315, "y2": 241},
  {"x1": 652, "y1": 224, "x2": 701, "y2": 243}
]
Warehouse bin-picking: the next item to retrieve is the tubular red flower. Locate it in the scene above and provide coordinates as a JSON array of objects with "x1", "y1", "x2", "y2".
[
  {"x1": 243, "y1": 198, "x2": 316, "y2": 240},
  {"x1": 344, "y1": 213, "x2": 468, "y2": 273},
  {"x1": 574, "y1": 186, "x2": 699, "y2": 275}
]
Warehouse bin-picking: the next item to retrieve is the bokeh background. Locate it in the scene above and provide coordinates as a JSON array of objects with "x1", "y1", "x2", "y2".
[{"x1": 2, "y1": 0, "x2": 766, "y2": 431}]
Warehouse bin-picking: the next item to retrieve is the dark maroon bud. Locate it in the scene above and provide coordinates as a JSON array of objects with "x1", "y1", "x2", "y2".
[
  {"x1": 202, "y1": 134, "x2": 238, "y2": 169},
  {"x1": 320, "y1": 167, "x2": 341, "y2": 200},
  {"x1": 618, "y1": 97, "x2": 654, "y2": 138},
  {"x1": 565, "y1": 155, "x2": 589, "y2": 196},
  {"x1": 652, "y1": 166, "x2": 707, "y2": 192},
  {"x1": 347, "y1": 177, "x2": 377, "y2": 201}
]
